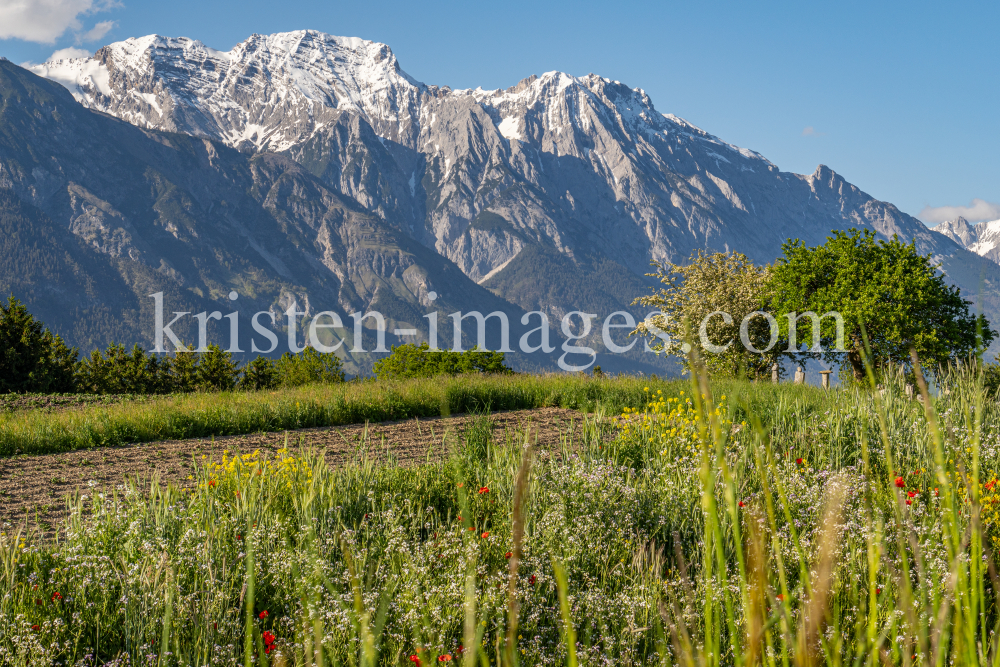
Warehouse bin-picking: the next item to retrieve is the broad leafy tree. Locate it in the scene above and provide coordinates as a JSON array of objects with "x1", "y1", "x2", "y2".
[
  {"x1": 769, "y1": 229, "x2": 994, "y2": 380},
  {"x1": 633, "y1": 251, "x2": 780, "y2": 378},
  {"x1": 276, "y1": 347, "x2": 346, "y2": 386}
]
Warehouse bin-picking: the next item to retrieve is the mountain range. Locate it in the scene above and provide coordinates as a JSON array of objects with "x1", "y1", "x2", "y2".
[{"x1": 1, "y1": 29, "x2": 996, "y2": 373}]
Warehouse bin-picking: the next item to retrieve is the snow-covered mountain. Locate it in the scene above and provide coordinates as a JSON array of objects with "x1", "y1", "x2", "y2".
[
  {"x1": 28, "y1": 32, "x2": 424, "y2": 152},
  {"x1": 17, "y1": 29, "x2": 1000, "y2": 345},
  {"x1": 932, "y1": 217, "x2": 1000, "y2": 264}
]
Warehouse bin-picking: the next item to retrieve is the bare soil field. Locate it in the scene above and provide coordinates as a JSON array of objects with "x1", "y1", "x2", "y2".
[{"x1": 0, "y1": 407, "x2": 586, "y2": 530}]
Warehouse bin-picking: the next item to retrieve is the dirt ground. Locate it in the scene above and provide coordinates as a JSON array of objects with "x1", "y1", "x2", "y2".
[{"x1": 0, "y1": 407, "x2": 587, "y2": 530}]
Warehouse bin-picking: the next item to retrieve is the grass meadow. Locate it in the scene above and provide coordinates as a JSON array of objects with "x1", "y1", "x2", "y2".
[{"x1": 2, "y1": 369, "x2": 1000, "y2": 666}]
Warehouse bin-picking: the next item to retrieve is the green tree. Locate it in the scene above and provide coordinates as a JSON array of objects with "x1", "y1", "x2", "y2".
[
  {"x1": 170, "y1": 345, "x2": 200, "y2": 393},
  {"x1": 276, "y1": 347, "x2": 346, "y2": 387},
  {"x1": 76, "y1": 343, "x2": 173, "y2": 394},
  {"x1": 0, "y1": 295, "x2": 77, "y2": 393},
  {"x1": 632, "y1": 251, "x2": 781, "y2": 378},
  {"x1": 371, "y1": 342, "x2": 512, "y2": 379},
  {"x1": 769, "y1": 228, "x2": 995, "y2": 380},
  {"x1": 240, "y1": 356, "x2": 279, "y2": 391},
  {"x1": 196, "y1": 345, "x2": 241, "y2": 391}
]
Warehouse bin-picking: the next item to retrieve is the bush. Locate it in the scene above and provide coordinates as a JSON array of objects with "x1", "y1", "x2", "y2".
[
  {"x1": 275, "y1": 347, "x2": 346, "y2": 387},
  {"x1": 372, "y1": 342, "x2": 512, "y2": 380},
  {"x1": 0, "y1": 295, "x2": 77, "y2": 393}
]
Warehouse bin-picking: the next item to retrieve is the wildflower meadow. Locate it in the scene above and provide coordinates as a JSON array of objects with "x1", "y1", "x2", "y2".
[{"x1": 2, "y1": 365, "x2": 1000, "y2": 666}]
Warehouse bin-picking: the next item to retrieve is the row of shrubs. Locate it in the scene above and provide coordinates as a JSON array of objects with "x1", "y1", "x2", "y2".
[
  {"x1": 77, "y1": 344, "x2": 346, "y2": 393},
  {"x1": 1, "y1": 296, "x2": 513, "y2": 394}
]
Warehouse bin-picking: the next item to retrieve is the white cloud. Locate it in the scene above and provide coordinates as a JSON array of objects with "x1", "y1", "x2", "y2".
[
  {"x1": 46, "y1": 46, "x2": 90, "y2": 60},
  {"x1": 801, "y1": 126, "x2": 826, "y2": 137},
  {"x1": 0, "y1": 0, "x2": 120, "y2": 45},
  {"x1": 77, "y1": 19, "x2": 114, "y2": 43},
  {"x1": 919, "y1": 198, "x2": 1000, "y2": 225}
]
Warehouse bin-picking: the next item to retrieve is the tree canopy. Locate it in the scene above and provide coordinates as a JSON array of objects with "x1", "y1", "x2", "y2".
[
  {"x1": 0, "y1": 295, "x2": 77, "y2": 393},
  {"x1": 633, "y1": 231, "x2": 995, "y2": 381},
  {"x1": 770, "y1": 229, "x2": 994, "y2": 379},
  {"x1": 633, "y1": 250, "x2": 780, "y2": 379},
  {"x1": 372, "y1": 343, "x2": 512, "y2": 380}
]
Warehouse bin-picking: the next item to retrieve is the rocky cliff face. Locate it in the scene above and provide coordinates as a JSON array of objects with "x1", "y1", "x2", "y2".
[
  {"x1": 0, "y1": 58, "x2": 534, "y2": 373},
  {"x1": 13, "y1": 30, "x2": 1000, "y2": 365}
]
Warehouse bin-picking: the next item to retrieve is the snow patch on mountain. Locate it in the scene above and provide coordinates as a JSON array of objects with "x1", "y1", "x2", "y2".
[
  {"x1": 497, "y1": 117, "x2": 522, "y2": 141},
  {"x1": 28, "y1": 56, "x2": 111, "y2": 99}
]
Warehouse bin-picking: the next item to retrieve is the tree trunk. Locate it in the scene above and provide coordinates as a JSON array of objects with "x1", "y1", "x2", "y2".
[{"x1": 847, "y1": 347, "x2": 866, "y2": 381}]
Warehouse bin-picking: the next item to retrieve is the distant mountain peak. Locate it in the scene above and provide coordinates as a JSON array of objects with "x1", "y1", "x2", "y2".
[{"x1": 931, "y1": 216, "x2": 1000, "y2": 264}]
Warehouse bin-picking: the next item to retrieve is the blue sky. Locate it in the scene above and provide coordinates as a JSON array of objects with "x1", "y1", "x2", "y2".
[{"x1": 2, "y1": 0, "x2": 997, "y2": 225}]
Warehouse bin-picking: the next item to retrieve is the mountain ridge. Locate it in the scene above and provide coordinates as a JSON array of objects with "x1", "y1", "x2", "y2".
[{"x1": 5, "y1": 30, "x2": 999, "y2": 368}]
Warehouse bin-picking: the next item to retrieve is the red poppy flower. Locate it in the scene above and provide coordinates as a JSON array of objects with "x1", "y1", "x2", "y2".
[
  {"x1": 208, "y1": 479, "x2": 217, "y2": 487},
  {"x1": 263, "y1": 630, "x2": 275, "y2": 645},
  {"x1": 529, "y1": 574, "x2": 537, "y2": 585},
  {"x1": 478, "y1": 486, "x2": 489, "y2": 495},
  {"x1": 505, "y1": 552, "x2": 513, "y2": 559},
  {"x1": 236, "y1": 534, "x2": 243, "y2": 540},
  {"x1": 235, "y1": 491, "x2": 241, "y2": 499},
  {"x1": 457, "y1": 482, "x2": 464, "y2": 488},
  {"x1": 456, "y1": 516, "x2": 462, "y2": 521},
  {"x1": 51, "y1": 591, "x2": 62, "y2": 602},
  {"x1": 738, "y1": 501, "x2": 744, "y2": 508},
  {"x1": 776, "y1": 594, "x2": 784, "y2": 601},
  {"x1": 875, "y1": 587, "x2": 882, "y2": 595},
  {"x1": 35, "y1": 599, "x2": 41, "y2": 606},
  {"x1": 264, "y1": 646, "x2": 272, "y2": 655},
  {"x1": 935, "y1": 488, "x2": 940, "y2": 496},
  {"x1": 31, "y1": 624, "x2": 39, "y2": 631},
  {"x1": 438, "y1": 655, "x2": 453, "y2": 662},
  {"x1": 907, "y1": 491, "x2": 917, "y2": 498},
  {"x1": 259, "y1": 610, "x2": 269, "y2": 619},
  {"x1": 895, "y1": 477, "x2": 905, "y2": 488},
  {"x1": 913, "y1": 470, "x2": 919, "y2": 475},
  {"x1": 795, "y1": 458, "x2": 803, "y2": 465},
  {"x1": 409, "y1": 656, "x2": 421, "y2": 666},
  {"x1": 481, "y1": 532, "x2": 490, "y2": 539},
  {"x1": 906, "y1": 500, "x2": 912, "y2": 505}
]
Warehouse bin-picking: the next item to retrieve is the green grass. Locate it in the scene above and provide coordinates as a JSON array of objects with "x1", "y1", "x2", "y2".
[
  {"x1": 0, "y1": 373, "x2": 831, "y2": 456},
  {"x1": 4, "y1": 370, "x2": 997, "y2": 665}
]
